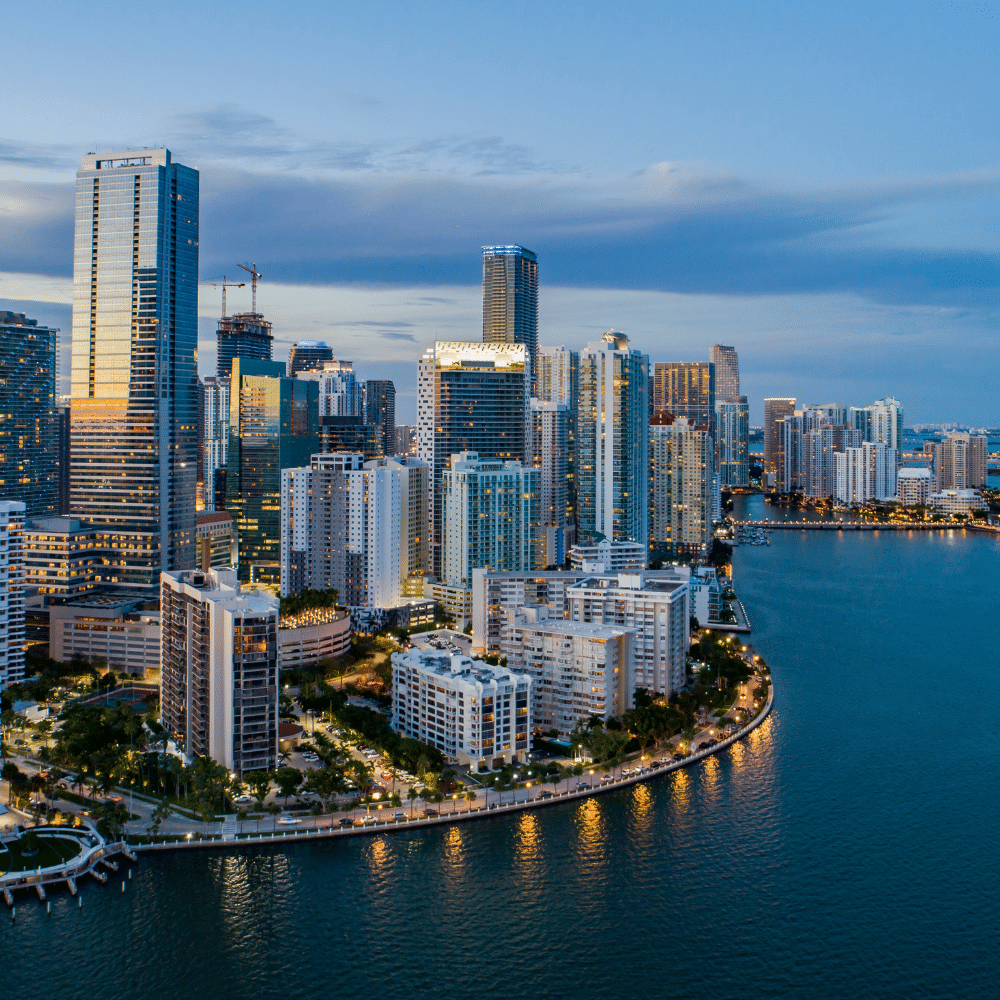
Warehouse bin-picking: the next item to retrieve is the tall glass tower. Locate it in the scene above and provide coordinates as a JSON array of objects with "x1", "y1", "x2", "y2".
[
  {"x1": 710, "y1": 345, "x2": 740, "y2": 403},
  {"x1": 482, "y1": 246, "x2": 538, "y2": 387},
  {"x1": 71, "y1": 149, "x2": 199, "y2": 593}
]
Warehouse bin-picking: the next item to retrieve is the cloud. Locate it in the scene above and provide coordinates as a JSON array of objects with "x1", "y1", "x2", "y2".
[
  {"x1": 0, "y1": 140, "x2": 78, "y2": 170},
  {"x1": 378, "y1": 330, "x2": 417, "y2": 341}
]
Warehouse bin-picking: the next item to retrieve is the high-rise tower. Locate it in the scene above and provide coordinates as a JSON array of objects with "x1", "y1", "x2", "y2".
[
  {"x1": 651, "y1": 362, "x2": 715, "y2": 425},
  {"x1": 482, "y1": 246, "x2": 538, "y2": 386},
  {"x1": 71, "y1": 149, "x2": 198, "y2": 593},
  {"x1": 216, "y1": 314, "x2": 273, "y2": 377},
  {"x1": 710, "y1": 345, "x2": 740, "y2": 403}
]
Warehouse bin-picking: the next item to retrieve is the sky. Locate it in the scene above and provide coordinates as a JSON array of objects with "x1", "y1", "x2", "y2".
[{"x1": 1, "y1": 1, "x2": 997, "y2": 424}]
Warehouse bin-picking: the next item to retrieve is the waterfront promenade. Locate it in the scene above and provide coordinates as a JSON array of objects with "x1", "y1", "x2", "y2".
[{"x1": 732, "y1": 519, "x2": 996, "y2": 532}]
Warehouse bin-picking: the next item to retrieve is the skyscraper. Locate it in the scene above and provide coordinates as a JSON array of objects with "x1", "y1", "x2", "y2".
[
  {"x1": 417, "y1": 341, "x2": 530, "y2": 576},
  {"x1": 869, "y1": 397, "x2": 904, "y2": 451},
  {"x1": 934, "y1": 432, "x2": 987, "y2": 490},
  {"x1": 530, "y1": 399, "x2": 571, "y2": 566},
  {"x1": 710, "y1": 345, "x2": 740, "y2": 403},
  {"x1": 216, "y1": 313, "x2": 274, "y2": 377},
  {"x1": 763, "y1": 398, "x2": 796, "y2": 478},
  {"x1": 364, "y1": 380, "x2": 396, "y2": 458},
  {"x1": 288, "y1": 341, "x2": 333, "y2": 377},
  {"x1": 200, "y1": 377, "x2": 230, "y2": 512},
  {"x1": 0, "y1": 501, "x2": 25, "y2": 691},
  {"x1": 298, "y1": 360, "x2": 363, "y2": 416},
  {"x1": 536, "y1": 346, "x2": 579, "y2": 408},
  {"x1": 226, "y1": 358, "x2": 318, "y2": 581},
  {"x1": 577, "y1": 332, "x2": 649, "y2": 551},
  {"x1": 0, "y1": 312, "x2": 58, "y2": 516},
  {"x1": 651, "y1": 362, "x2": 715, "y2": 425},
  {"x1": 482, "y1": 246, "x2": 538, "y2": 385},
  {"x1": 71, "y1": 149, "x2": 198, "y2": 593},
  {"x1": 715, "y1": 398, "x2": 750, "y2": 487}
]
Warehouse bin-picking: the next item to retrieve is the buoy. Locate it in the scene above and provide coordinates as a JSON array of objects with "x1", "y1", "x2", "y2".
[
  {"x1": 121, "y1": 880, "x2": 125, "y2": 892},
  {"x1": 47, "y1": 901, "x2": 51, "y2": 913},
  {"x1": 128, "y1": 869, "x2": 132, "y2": 880},
  {"x1": 78, "y1": 897, "x2": 82, "y2": 908}
]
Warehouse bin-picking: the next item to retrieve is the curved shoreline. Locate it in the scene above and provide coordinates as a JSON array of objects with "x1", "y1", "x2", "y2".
[{"x1": 132, "y1": 680, "x2": 776, "y2": 855}]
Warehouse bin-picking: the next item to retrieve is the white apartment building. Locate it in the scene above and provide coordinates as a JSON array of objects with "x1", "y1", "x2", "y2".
[
  {"x1": 160, "y1": 568, "x2": 279, "y2": 774},
  {"x1": 391, "y1": 647, "x2": 531, "y2": 767},
  {"x1": 50, "y1": 599, "x2": 160, "y2": 677},
  {"x1": 566, "y1": 571, "x2": 689, "y2": 700},
  {"x1": 536, "y1": 345, "x2": 579, "y2": 407},
  {"x1": 834, "y1": 442, "x2": 898, "y2": 502},
  {"x1": 569, "y1": 540, "x2": 646, "y2": 573},
  {"x1": 297, "y1": 359, "x2": 363, "y2": 417},
  {"x1": 501, "y1": 605, "x2": 632, "y2": 736},
  {"x1": 689, "y1": 566, "x2": 724, "y2": 626},
  {"x1": 530, "y1": 400, "x2": 572, "y2": 567},
  {"x1": 896, "y1": 467, "x2": 932, "y2": 505},
  {"x1": 927, "y1": 489, "x2": 986, "y2": 516},
  {"x1": 0, "y1": 501, "x2": 25, "y2": 690},
  {"x1": 200, "y1": 376, "x2": 230, "y2": 512},
  {"x1": 441, "y1": 451, "x2": 541, "y2": 588}
]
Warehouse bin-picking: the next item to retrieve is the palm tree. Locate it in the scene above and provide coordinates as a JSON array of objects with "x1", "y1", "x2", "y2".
[
  {"x1": 465, "y1": 790, "x2": 476, "y2": 813},
  {"x1": 268, "y1": 801, "x2": 280, "y2": 833},
  {"x1": 407, "y1": 787, "x2": 417, "y2": 818}
]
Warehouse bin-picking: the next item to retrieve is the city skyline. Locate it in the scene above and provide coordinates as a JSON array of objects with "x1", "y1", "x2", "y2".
[{"x1": 2, "y1": 5, "x2": 998, "y2": 427}]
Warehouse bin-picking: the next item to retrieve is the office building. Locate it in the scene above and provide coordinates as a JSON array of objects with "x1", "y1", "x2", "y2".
[
  {"x1": 288, "y1": 341, "x2": 334, "y2": 377},
  {"x1": 710, "y1": 345, "x2": 740, "y2": 403},
  {"x1": 200, "y1": 376, "x2": 230, "y2": 512},
  {"x1": 0, "y1": 312, "x2": 59, "y2": 517},
  {"x1": 71, "y1": 149, "x2": 198, "y2": 594},
  {"x1": 319, "y1": 416, "x2": 384, "y2": 460},
  {"x1": 715, "y1": 398, "x2": 749, "y2": 487},
  {"x1": 298, "y1": 359, "x2": 363, "y2": 416},
  {"x1": 569, "y1": 540, "x2": 646, "y2": 573},
  {"x1": 567, "y1": 570, "x2": 689, "y2": 700},
  {"x1": 49, "y1": 598, "x2": 160, "y2": 677},
  {"x1": 392, "y1": 647, "x2": 531, "y2": 766},
  {"x1": 651, "y1": 362, "x2": 715, "y2": 425},
  {"x1": 56, "y1": 404, "x2": 70, "y2": 516},
  {"x1": 0, "y1": 501, "x2": 25, "y2": 690},
  {"x1": 226, "y1": 358, "x2": 319, "y2": 581},
  {"x1": 577, "y1": 332, "x2": 649, "y2": 549},
  {"x1": 530, "y1": 399, "x2": 572, "y2": 566},
  {"x1": 216, "y1": 313, "x2": 274, "y2": 378},
  {"x1": 934, "y1": 432, "x2": 987, "y2": 490},
  {"x1": 834, "y1": 443, "x2": 898, "y2": 503},
  {"x1": 501, "y1": 605, "x2": 632, "y2": 736},
  {"x1": 23, "y1": 516, "x2": 102, "y2": 601},
  {"x1": 649, "y1": 413, "x2": 714, "y2": 558},
  {"x1": 394, "y1": 425, "x2": 416, "y2": 456},
  {"x1": 417, "y1": 341, "x2": 530, "y2": 576},
  {"x1": 763, "y1": 398, "x2": 796, "y2": 478},
  {"x1": 161, "y1": 568, "x2": 279, "y2": 774},
  {"x1": 896, "y1": 467, "x2": 932, "y2": 505},
  {"x1": 364, "y1": 380, "x2": 396, "y2": 458},
  {"x1": 482, "y1": 245, "x2": 538, "y2": 385},
  {"x1": 195, "y1": 511, "x2": 235, "y2": 570},
  {"x1": 441, "y1": 452, "x2": 541, "y2": 589}
]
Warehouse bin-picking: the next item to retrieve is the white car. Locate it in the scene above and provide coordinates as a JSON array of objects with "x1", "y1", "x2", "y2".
[{"x1": 277, "y1": 815, "x2": 302, "y2": 825}]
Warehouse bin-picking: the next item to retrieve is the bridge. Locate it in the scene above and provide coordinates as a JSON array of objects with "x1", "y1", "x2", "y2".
[{"x1": 731, "y1": 520, "x2": 986, "y2": 532}]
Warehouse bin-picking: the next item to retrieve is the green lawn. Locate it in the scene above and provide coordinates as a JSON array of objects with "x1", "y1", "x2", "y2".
[{"x1": 0, "y1": 835, "x2": 84, "y2": 875}]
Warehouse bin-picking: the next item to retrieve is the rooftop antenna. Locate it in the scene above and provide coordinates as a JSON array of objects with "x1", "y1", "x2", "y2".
[
  {"x1": 207, "y1": 275, "x2": 245, "y2": 318},
  {"x1": 237, "y1": 262, "x2": 263, "y2": 313}
]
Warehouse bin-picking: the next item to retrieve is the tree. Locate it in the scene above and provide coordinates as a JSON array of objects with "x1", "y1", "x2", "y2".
[
  {"x1": 268, "y1": 801, "x2": 281, "y2": 831},
  {"x1": 407, "y1": 786, "x2": 418, "y2": 818},
  {"x1": 275, "y1": 767, "x2": 302, "y2": 806},
  {"x1": 246, "y1": 770, "x2": 272, "y2": 808}
]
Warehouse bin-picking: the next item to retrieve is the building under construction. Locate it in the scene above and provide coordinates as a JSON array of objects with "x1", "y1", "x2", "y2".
[{"x1": 216, "y1": 313, "x2": 275, "y2": 377}]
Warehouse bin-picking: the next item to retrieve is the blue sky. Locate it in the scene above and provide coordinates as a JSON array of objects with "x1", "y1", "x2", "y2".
[{"x1": 1, "y1": 1, "x2": 997, "y2": 423}]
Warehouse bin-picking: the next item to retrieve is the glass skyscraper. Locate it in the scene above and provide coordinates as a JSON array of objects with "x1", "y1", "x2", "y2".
[
  {"x1": 709, "y1": 345, "x2": 740, "y2": 403},
  {"x1": 217, "y1": 313, "x2": 274, "y2": 377},
  {"x1": 0, "y1": 311, "x2": 59, "y2": 517},
  {"x1": 577, "y1": 332, "x2": 649, "y2": 550},
  {"x1": 71, "y1": 149, "x2": 199, "y2": 593},
  {"x1": 288, "y1": 341, "x2": 333, "y2": 377},
  {"x1": 226, "y1": 359, "x2": 318, "y2": 581},
  {"x1": 482, "y1": 246, "x2": 538, "y2": 387},
  {"x1": 651, "y1": 361, "x2": 716, "y2": 425},
  {"x1": 364, "y1": 379, "x2": 396, "y2": 457},
  {"x1": 417, "y1": 341, "x2": 529, "y2": 577}
]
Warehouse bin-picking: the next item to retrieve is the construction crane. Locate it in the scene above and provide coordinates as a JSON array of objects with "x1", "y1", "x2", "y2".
[
  {"x1": 237, "y1": 262, "x2": 263, "y2": 313},
  {"x1": 207, "y1": 275, "x2": 245, "y2": 318}
]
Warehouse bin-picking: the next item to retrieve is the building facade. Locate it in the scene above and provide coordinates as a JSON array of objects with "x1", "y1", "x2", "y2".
[
  {"x1": 482, "y1": 246, "x2": 538, "y2": 386},
  {"x1": 23, "y1": 516, "x2": 102, "y2": 601},
  {"x1": 934, "y1": 432, "x2": 987, "y2": 490},
  {"x1": 763, "y1": 398, "x2": 796, "y2": 479},
  {"x1": 71, "y1": 149, "x2": 199, "y2": 594},
  {"x1": 49, "y1": 598, "x2": 159, "y2": 677},
  {"x1": 216, "y1": 314, "x2": 273, "y2": 378},
  {"x1": 417, "y1": 341, "x2": 530, "y2": 576},
  {"x1": 297, "y1": 360, "x2": 364, "y2": 417},
  {"x1": 715, "y1": 398, "x2": 750, "y2": 488},
  {"x1": 441, "y1": 452, "x2": 541, "y2": 589},
  {"x1": 834, "y1": 442, "x2": 898, "y2": 503},
  {"x1": 364, "y1": 380, "x2": 396, "y2": 459},
  {"x1": 0, "y1": 501, "x2": 25, "y2": 690},
  {"x1": 392, "y1": 647, "x2": 531, "y2": 767},
  {"x1": 288, "y1": 341, "x2": 333, "y2": 377},
  {"x1": 200, "y1": 376, "x2": 230, "y2": 512},
  {"x1": 710, "y1": 345, "x2": 740, "y2": 403},
  {"x1": 195, "y1": 511, "x2": 235, "y2": 570},
  {"x1": 0, "y1": 312, "x2": 59, "y2": 517},
  {"x1": 896, "y1": 467, "x2": 932, "y2": 505},
  {"x1": 577, "y1": 332, "x2": 649, "y2": 550},
  {"x1": 651, "y1": 362, "x2": 715, "y2": 425},
  {"x1": 160, "y1": 568, "x2": 279, "y2": 773},
  {"x1": 530, "y1": 400, "x2": 572, "y2": 567},
  {"x1": 501, "y1": 606, "x2": 632, "y2": 736}
]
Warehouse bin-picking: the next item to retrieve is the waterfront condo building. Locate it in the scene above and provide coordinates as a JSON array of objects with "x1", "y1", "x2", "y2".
[
  {"x1": 160, "y1": 568, "x2": 279, "y2": 774},
  {"x1": 288, "y1": 341, "x2": 333, "y2": 377},
  {"x1": 566, "y1": 570, "x2": 690, "y2": 700},
  {"x1": 441, "y1": 452, "x2": 541, "y2": 589},
  {"x1": 391, "y1": 646, "x2": 531, "y2": 767},
  {"x1": 834, "y1": 442, "x2": 898, "y2": 503},
  {"x1": 649, "y1": 413, "x2": 715, "y2": 559},
  {"x1": 715, "y1": 397, "x2": 750, "y2": 488},
  {"x1": 216, "y1": 313, "x2": 274, "y2": 378},
  {"x1": 417, "y1": 341, "x2": 530, "y2": 576},
  {"x1": 226, "y1": 358, "x2": 318, "y2": 582},
  {"x1": 763, "y1": 398, "x2": 796, "y2": 479},
  {"x1": 71, "y1": 149, "x2": 198, "y2": 593},
  {"x1": 501, "y1": 604, "x2": 632, "y2": 736},
  {"x1": 577, "y1": 332, "x2": 649, "y2": 550},
  {"x1": 0, "y1": 312, "x2": 59, "y2": 517},
  {"x1": 934, "y1": 432, "x2": 987, "y2": 491},
  {"x1": 0, "y1": 501, "x2": 26, "y2": 691},
  {"x1": 709, "y1": 345, "x2": 740, "y2": 403},
  {"x1": 896, "y1": 467, "x2": 932, "y2": 505},
  {"x1": 482, "y1": 246, "x2": 538, "y2": 387}
]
